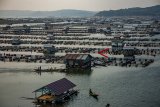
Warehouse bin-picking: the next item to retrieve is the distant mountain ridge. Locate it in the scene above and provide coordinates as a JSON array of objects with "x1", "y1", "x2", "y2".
[
  {"x1": 96, "y1": 5, "x2": 160, "y2": 17},
  {"x1": 0, "y1": 9, "x2": 96, "y2": 18},
  {"x1": 1, "y1": 5, "x2": 160, "y2": 18}
]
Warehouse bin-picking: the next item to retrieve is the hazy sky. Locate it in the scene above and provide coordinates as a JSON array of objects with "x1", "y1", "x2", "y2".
[{"x1": 0, "y1": 0, "x2": 160, "y2": 11}]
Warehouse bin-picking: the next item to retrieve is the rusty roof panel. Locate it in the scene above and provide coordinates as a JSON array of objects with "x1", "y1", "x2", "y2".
[
  {"x1": 65, "y1": 54, "x2": 91, "y2": 60},
  {"x1": 70, "y1": 54, "x2": 79, "y2": 60},
  {"x1": 76, "y1": 54, "x2": 83, "y2": 60},
  {"x1": 64, "y1": 54, "x2": 70, "y2": 59}
]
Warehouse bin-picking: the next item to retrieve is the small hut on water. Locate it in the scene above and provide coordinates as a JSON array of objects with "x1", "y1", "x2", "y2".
[
  {"x1": 43, "y1": 44, "x2": 55, "y2": 55},
  {"x1": 112, "y1": 40, "x2": 124, "y2": 52},
  {"x1": 64, "y1": 54, "x2": 92, "y2": 69},
  {"x1": 123, "y1": 46, "x2": 136, "y2": 60},
  {"x1": 11, "y1": 36, "x2": 21, "y2": 45},
  {"x1": 33, "y1": 78, "x2": 78, "y2": 104}
]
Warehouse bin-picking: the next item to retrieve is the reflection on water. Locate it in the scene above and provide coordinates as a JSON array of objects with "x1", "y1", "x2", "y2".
[
  {"x1": 0, "y1": 58, "x2": 160, "y2": 107},
  {"x1": 64, "y1": 69, "x2": 93, "y2": 76},
  {"x1": 0, "y1": 62, "x2": 65, "y2": 70},
  {"x1": 35, "y1": 103, "x2": 65, "y2": 107}
]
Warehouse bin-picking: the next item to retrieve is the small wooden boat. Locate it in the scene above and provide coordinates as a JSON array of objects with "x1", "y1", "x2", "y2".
[
  {"x1": 89, "y1": 89, "x2": 99, "y2": 98},
  {"x1": 33, "y1": 67, "x2": 66, "y2": 73},
  {"x1": 34, "y1": 68, "x2": 53, "y2": 72},
  {"x1": 89, "y1": 92, "x2": 99, "y2": 97}
]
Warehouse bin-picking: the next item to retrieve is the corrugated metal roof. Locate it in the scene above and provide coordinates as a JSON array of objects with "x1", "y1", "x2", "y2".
[
  {"x1": 64, "y1": 54, "x2": 69, "y2": 59},
  {"x1": 70, "y1": 54, "x2": 79, "y2": 60},
  {"x1": 65, "y1": 54, "x2": 91, "y2": 60},
  {"x1": 65, "y1": 54, "x2": 73, "y2": 59},
  {"x1": 34, "y1": 78, "x2": 76, "y2": 95},
  {"x1": 118, "y1": 43, "x2": 123, "y2": 46},
  {"x1": 66, "y1": 54, "x2": 72, "y2": 59},
  {"x1": 123, "y1": 46, "x2": 135, "y2": 50},
  {"x1": 76, "y1": 54, "x2": 83, "y2": 60},
  {"x1": 81, "y1": 54, "x2": 88, "y2": 60},
  {"x1": 43, "y1": 44, "x2": 54, "y2": 48}
]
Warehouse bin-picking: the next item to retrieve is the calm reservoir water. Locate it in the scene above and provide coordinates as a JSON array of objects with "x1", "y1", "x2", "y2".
[{"x1": 0, "y1": 57, "x2": 160, "y2": 107}]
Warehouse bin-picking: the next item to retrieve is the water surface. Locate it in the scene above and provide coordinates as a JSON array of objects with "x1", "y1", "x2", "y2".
[{"x1": 0, "y1": 58, "x2": 160, "y2": 107}]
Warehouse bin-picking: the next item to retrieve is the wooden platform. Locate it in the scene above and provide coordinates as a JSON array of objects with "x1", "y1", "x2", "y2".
[{"x1": 37, "y1": 94, "x2": 55, "y2": 102}]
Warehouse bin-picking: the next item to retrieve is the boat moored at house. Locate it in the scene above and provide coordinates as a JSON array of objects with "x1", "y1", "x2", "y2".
[{"x1": 33, "y1": 78, "x2": 78, "y2": 104}]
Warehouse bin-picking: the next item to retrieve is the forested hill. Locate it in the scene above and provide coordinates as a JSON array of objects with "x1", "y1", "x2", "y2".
[{"x1": 95, "y1": 5, "x2": 160, "y2": 17}]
